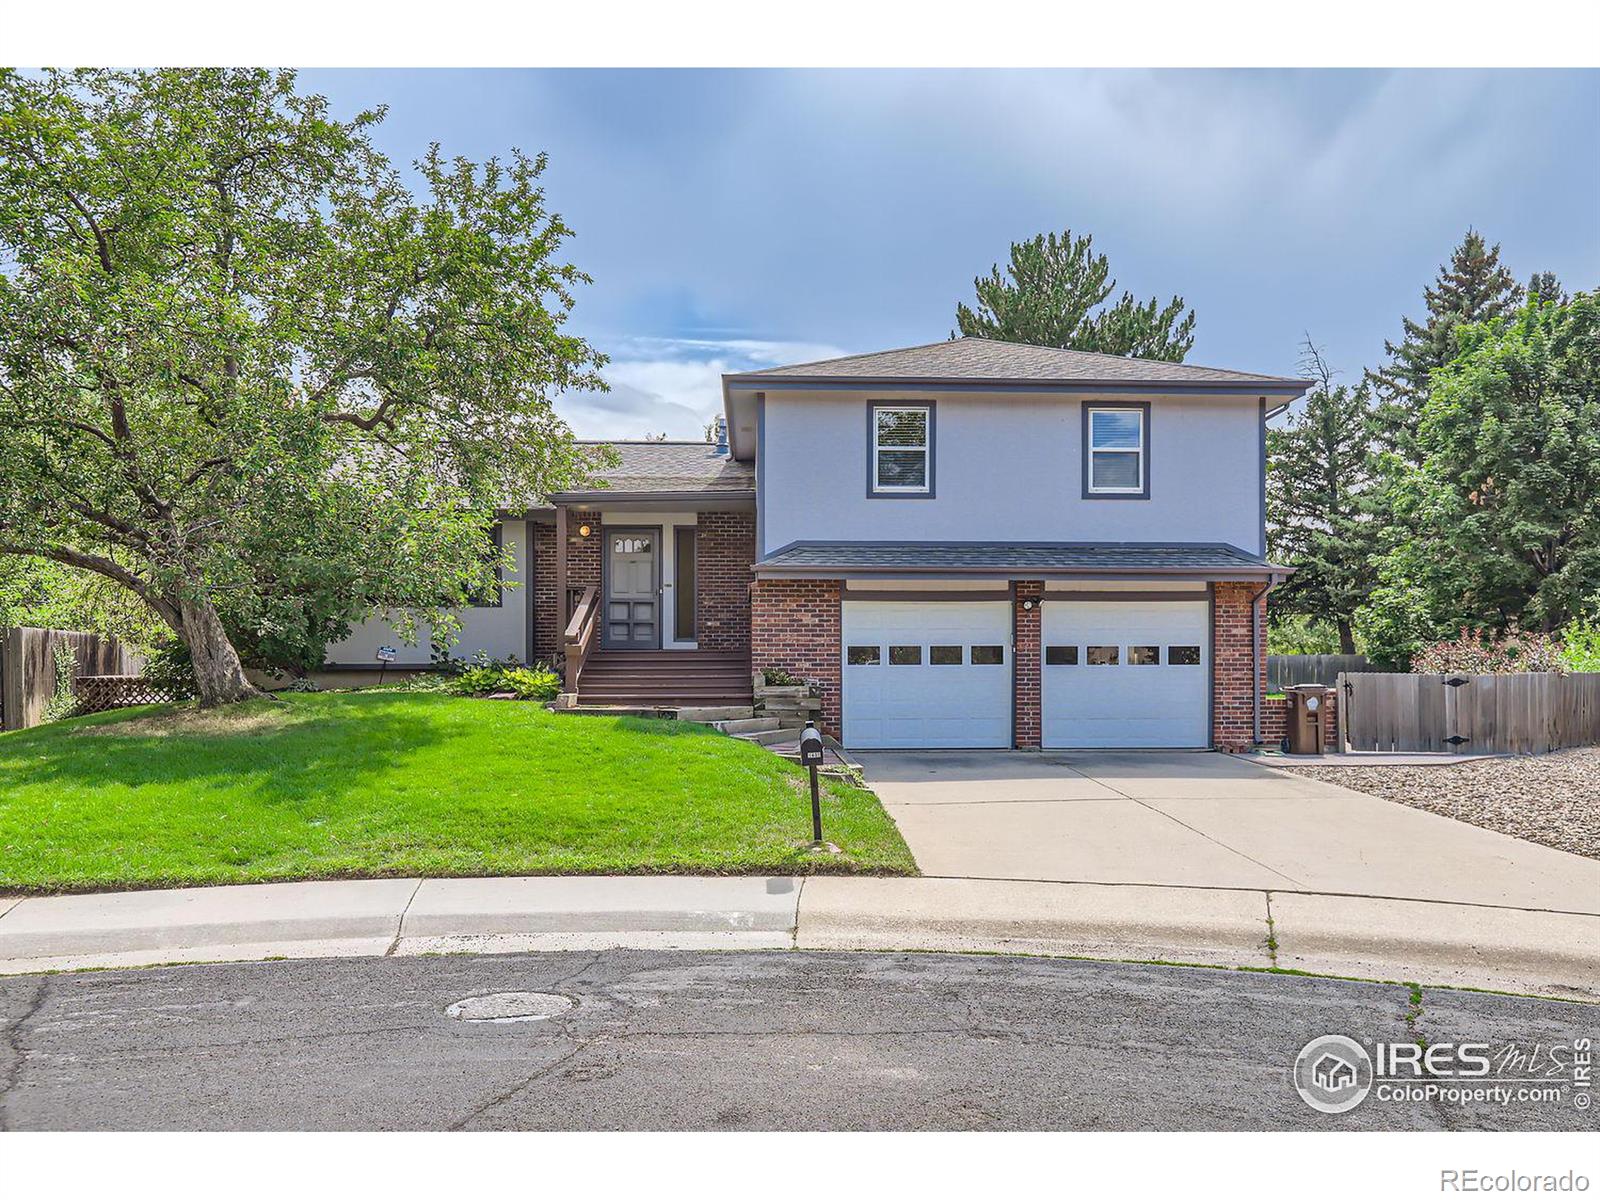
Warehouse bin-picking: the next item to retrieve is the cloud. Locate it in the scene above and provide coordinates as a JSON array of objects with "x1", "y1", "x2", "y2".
[{"x1": 554, "y1": 336, "x2": 848, "y2": 440}]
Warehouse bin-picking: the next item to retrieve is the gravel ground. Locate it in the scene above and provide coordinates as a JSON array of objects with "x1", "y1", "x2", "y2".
[{"x1": 1284, "y1": 746, "x2": 1600, "y2": 860}]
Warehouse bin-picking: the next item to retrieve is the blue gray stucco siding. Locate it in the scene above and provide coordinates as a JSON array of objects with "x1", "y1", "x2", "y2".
[{"x1": 760, "y1": 389, "x2": 1265, "y2": 553}]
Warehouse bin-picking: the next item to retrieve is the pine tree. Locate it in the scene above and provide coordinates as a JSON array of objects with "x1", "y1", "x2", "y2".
[
  {"x1": 954, "y1": 229, "x2": 1196, "y2": 360},
  {"x1": 1267, "y1": 340, "x2": 1380, "y2": 654},
  {"x1": 1366, "y1": 230, "x2": 1521, "y2": 462},
  {"x1": 1527, "y1": 271, "x2": 1568, "y2": 306}
]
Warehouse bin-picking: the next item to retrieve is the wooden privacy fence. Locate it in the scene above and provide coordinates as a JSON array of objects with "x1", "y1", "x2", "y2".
[
  {"x1": 0, "y1": 627, "x2": 146, "y2": 731},
  {"x1": 1268, "y1": 653, "x2": 1378, "y2": 690},
  {"x1": 1339, "y1": 671, "x2": 1600, "y2": 755}
]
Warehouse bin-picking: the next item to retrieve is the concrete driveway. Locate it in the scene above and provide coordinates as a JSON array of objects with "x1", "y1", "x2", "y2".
[{"x1": 858, "y1": 751, "x2": 1600, "y2": 914}]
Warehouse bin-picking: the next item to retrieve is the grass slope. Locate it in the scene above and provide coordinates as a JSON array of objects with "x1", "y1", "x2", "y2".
[{"x1": 0, "y1": 692, "x2": 915, "y2": 893}]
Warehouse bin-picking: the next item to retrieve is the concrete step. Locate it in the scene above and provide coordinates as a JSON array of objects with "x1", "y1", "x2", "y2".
[{"x1": 713, "y1": 716, "x2": 782, "y2": 735}]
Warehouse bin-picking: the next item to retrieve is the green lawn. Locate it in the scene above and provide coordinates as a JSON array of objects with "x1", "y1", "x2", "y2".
[{"x1": 0, "y1": 692, "x2": 915, "y2": 893}]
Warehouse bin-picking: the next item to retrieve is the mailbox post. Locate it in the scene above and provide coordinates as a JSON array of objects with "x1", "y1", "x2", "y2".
[{"x1": 798, "y1": 721, "x2": 826, "y2": 845}]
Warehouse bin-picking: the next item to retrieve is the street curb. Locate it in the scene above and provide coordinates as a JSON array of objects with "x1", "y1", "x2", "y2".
[{"x1": 1, "y1": 875, "x2": 1596, "y2": 1000}]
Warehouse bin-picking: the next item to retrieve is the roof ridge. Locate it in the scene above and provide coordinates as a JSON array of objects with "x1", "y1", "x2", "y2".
[
  {"x1": 729, "y1": 335, "x2": 1307, "y2": 385},
  {"x1": 952, "y1": 336, "x2": 1302, "y2": 382}
]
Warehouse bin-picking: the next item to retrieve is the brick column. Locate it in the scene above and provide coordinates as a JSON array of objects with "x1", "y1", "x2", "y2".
[
  {"x1": 532, "y1": 510, "x2": 601, "y2": 662},
  {"x1": 1211, "y1": 581, "x2": 1264, "y2": 752},
  {"x1": 695, "y1": 511, "x2": 755, "y2": 655},
  {"x1": 750, "y1": 578, "x2": 842, "y2": 738},
  {"x1": 1013, "y1": 580, "x2": 1044, "y2": 750}
]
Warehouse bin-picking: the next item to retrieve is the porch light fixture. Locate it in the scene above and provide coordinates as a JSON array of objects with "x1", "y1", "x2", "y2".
[
  {"x1": 1019, "y1": 598, "x2": 1038, "y2": 611},
  {"x1": 578, "y1": 524, "x2": 592, "y2": 537}
]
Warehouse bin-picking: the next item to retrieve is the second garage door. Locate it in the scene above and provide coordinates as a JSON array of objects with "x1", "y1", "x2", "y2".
[
  {"x1": 842, "y1": 600, "x2": 1012, "y2": 749},
  {"x1": 1042, "y1": 599, "x2": 1210, "y2": 748}
]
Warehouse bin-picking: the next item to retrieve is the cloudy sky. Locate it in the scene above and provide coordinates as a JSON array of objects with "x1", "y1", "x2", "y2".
[{"x1": 302, "y1": 69, "x2": 1600, "y2": 439}]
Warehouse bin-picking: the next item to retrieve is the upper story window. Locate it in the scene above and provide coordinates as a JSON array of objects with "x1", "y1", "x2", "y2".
[
  {"x1": 870, "y1": 404, "x2": 934, "y2": 496},
  {"x1": 1083, "y1": 403, "x2": 1149, "y2": 499}
]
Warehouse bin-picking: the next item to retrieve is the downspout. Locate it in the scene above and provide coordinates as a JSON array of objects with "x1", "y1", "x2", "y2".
[{"x1": 1251, "y1": 572, "x2": 1286, "y2": 746}]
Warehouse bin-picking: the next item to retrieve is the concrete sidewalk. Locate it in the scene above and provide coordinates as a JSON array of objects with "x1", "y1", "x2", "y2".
[{"x1": 2, "y1": 875, "x2": 1596, "y2": 1000}]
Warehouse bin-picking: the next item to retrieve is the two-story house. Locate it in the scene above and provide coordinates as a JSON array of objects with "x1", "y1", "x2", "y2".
[{"x1": 327, "y1": 337, "x2": 1308, "y2": 752}]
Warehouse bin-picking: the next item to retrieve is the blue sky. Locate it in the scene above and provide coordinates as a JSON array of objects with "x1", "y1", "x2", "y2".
[{"x1": 303, "y1": 68, "x2": 1600, "y2": 439}]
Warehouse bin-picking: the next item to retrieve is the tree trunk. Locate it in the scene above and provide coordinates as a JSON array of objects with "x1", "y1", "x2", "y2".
[
  {"x1": 1337, "y1": 617, "x2": 1357, "y2": 656},
  {"x1": 178, "y1": 595, "x2": 262, "y2": 707}
]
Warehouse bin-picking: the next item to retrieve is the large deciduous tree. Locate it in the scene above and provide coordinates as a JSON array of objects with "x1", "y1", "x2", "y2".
[
  {"x1": 954, "y1": 229, "x2": 1196, "y2": 360},
  {"x1": 0, "y1": 69, "x2": 605, "y2": 705},
  {"x1": 1360, "y1": 293, "x2": 1600, "y2": 659},
  {"x1": 1266, "y1": 341, "x2": 1379, "y2": 655}
]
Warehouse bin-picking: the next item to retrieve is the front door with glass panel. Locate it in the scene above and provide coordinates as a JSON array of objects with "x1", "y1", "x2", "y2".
[{"x1": 603, "y1": 528, "x2": 660, "y2": 649}]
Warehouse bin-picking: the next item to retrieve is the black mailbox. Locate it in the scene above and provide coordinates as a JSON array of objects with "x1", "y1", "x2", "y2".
[{"x1": 798, "y1": 723, "x2": 826, "y2": 767}]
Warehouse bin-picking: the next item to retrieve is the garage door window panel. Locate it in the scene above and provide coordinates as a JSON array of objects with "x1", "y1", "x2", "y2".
[
  {"x1": 930, "y1": 645, "x2": 963, "y2": 665},
  {"x1": 1129, "y1": 645, "x2": 1160, "y2": 665},
  {"x1": 970, "y1": 645, "x2": 1004, "y2": 665},
  {"x1": 1169, "y1": 645, "x2": 1202, "y2": 666},
  {"x1": 1045, "y1": 645, "x2": 1079, "y2": 666},
  {"x1": 1086, "y1": 645, "x2": 1120, "y2": 665},
  {"x1": 847, "y1": 645, "x2": 881, "y2": 666},
  {"x1": 889, "y1": 645, "x2": 922, "y2": 665}
]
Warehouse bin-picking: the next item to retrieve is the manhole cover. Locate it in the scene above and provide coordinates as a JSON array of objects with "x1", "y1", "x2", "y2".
[{"x1": 446, "y1": 991, "x2": 574, "y2": 1023}]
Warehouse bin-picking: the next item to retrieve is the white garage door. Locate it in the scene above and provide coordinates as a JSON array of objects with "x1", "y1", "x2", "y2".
[
  {"x1": 842, "y1": 600, "x2": 1012, "y2": 749},
  {"x1": 1042, "y1": 600, "x2": 1209, "y2": 748}
]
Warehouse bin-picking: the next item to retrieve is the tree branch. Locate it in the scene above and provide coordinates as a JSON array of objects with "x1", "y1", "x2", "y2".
[{"x1": 0, "y1": 540, "x2": 180, "y2": 629}]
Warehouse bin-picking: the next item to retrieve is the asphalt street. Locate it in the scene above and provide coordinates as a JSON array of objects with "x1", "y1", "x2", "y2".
[{"x1": 1, "y1": 950, "x2": 1594, "y2": 1131}]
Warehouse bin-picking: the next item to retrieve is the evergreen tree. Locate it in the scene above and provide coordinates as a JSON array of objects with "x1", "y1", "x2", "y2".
[
  {"x1": 1527, "y1": 271, "x2": 1568, "y2": 306},
  {"x1": 955, "y1": 229, "x2": 1196, "y2": 360},
  {"x1": 1366, "y1": 230, "x2": 1521, "y2": 462},
  {"x1": 1267, "y1": 340, "x2": 1380, "y2": 654},
  {"x1": 1362, "y1": 293, "x2": 1600, "y2": 654}
]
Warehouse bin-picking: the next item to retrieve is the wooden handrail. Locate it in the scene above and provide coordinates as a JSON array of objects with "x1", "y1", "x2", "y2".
[{"x1": 562, "y1": 585, "x2": 600, "y2": 693}]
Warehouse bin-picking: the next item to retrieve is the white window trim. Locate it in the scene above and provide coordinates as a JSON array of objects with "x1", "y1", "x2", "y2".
[
  {"x1": 871, "y1": 404, "x2": 932, "y2": 495},
  {"x1": 1087, "y1": 407, "x2": 1146, "y2": 495}
]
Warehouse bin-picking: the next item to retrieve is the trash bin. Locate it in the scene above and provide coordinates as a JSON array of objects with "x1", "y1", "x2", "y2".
[{"x1": 1284, "y1": 684, "x2": 1332, "y2": 755}]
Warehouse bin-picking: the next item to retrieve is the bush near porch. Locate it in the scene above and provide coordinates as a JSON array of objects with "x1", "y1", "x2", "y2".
[{"x1": 0, "y1": 692, "x2": 915, "y2": 893}]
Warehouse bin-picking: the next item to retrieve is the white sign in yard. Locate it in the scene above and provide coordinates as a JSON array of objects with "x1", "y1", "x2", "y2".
[{"x1": 376, "y1": 646, "x2": 397, "y2": 663}]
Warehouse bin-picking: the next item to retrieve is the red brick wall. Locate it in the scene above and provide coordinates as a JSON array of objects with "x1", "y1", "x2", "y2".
[
  {"x1": 1261, "y1": 693, "x2": 1339, "y2": 750},
  {"x1": 1013, "y1": 581, "x2": 1043, "y2": 749},
  {"x1": 695, "y1": 511, "x2": 755, "y2": 655},
  {"x1": 1212, "y1": 581, "x2": 1266, "y2": 752},
  {"x1": 750, "y1": 578, "x2": 842, "y2": 738},
  {"x1": 531, "y1": 520, "x2": 557, "y2": 661},
  {"x1": 530, "y1": 510, "x2": 602, "y2": 663}
]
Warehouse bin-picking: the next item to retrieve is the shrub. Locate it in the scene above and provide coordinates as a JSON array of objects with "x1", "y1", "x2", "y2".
[
  {"x1": 1412, "y1": 627, "x2": 1567, "y2": 675},
  {"x1": 1562, "y1": 616, "x2": 1600, "y2": 673},
  {"x1": 760, "y1": 666, "x2": 803, "y2": 687},
  {"x1": 42, "y1": 643, "x2": 79, "y2": 723},
  {"x1": 143, "y1": 639, "x2": 198, "y2": 700},
  {"x1": 442, "y1": 659, "x2": 561, "y2": 701}
]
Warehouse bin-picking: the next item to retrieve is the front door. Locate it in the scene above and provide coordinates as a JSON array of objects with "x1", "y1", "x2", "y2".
[{"x1": 603, "y1": 527, "x2": 660, "y2": 649}]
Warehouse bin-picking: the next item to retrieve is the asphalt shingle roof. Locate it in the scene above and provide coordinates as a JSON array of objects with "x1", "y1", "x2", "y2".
[
  {"x1": 565, "y1": 441, "x2": 754, "y2": 495},
  {"x1": 728, "y1": 337, "x2": 1307, "y2": 389},
  {"x1": 755, "y1": 542, "x2": 1284, "y2": 576}
]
